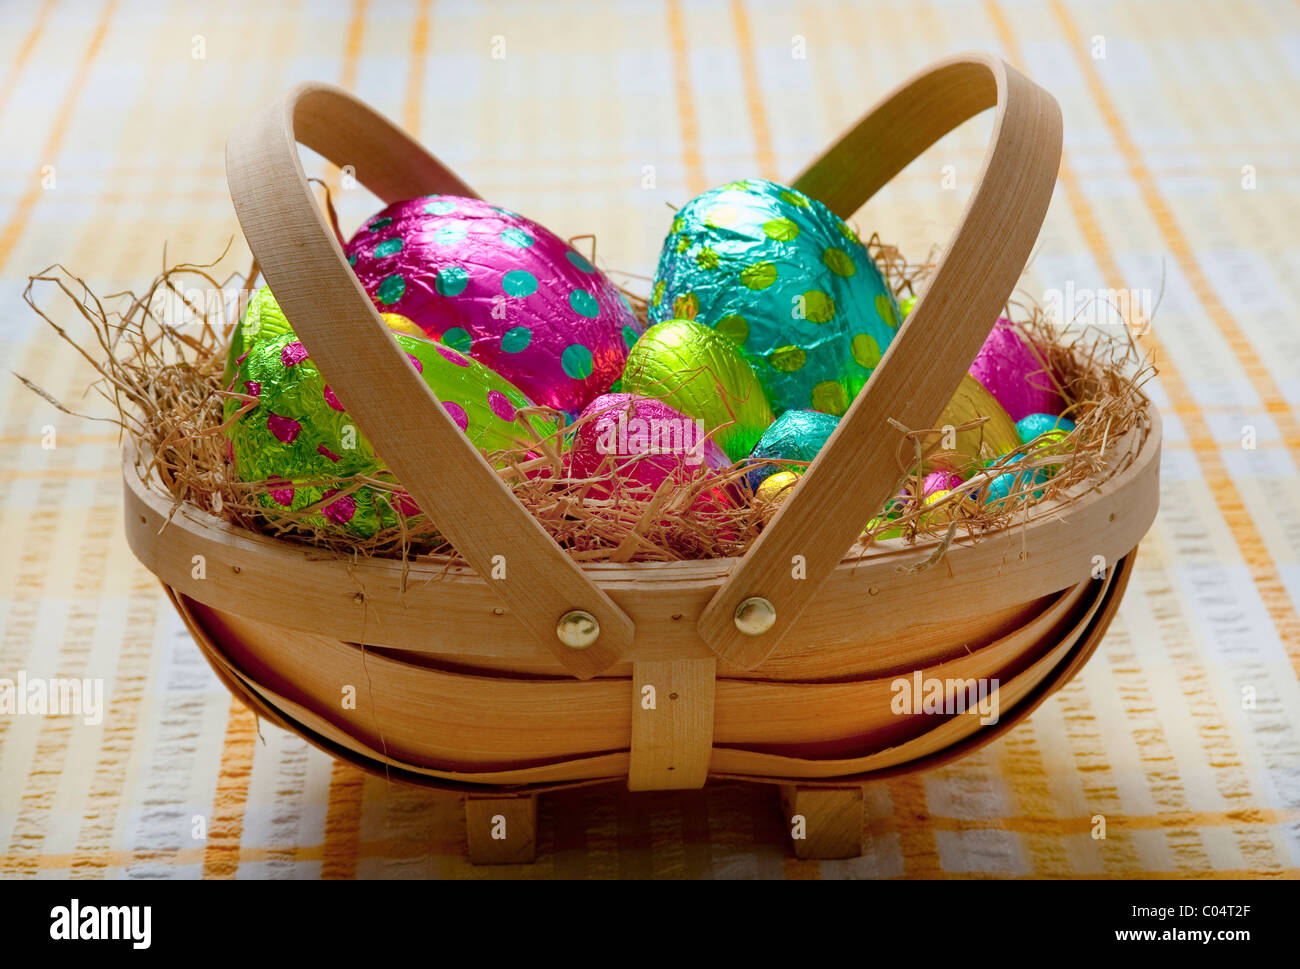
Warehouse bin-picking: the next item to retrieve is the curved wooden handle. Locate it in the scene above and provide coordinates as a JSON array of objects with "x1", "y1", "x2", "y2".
[
  {"x1": 225, "y1": 83, "x2": 634, "y2": 679},
  {"x1": 697, "y1": 54, "x2": 1063, "y2": 668}
]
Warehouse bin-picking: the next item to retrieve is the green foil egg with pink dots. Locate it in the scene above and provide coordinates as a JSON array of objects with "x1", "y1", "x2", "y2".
[{"x1": 222, "y1": 286, "x2": 556, "y2": 538}]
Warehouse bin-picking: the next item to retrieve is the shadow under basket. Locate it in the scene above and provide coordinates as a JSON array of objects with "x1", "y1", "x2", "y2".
[{"x1": 122, "y1": 54, "x2": 1160, "y2": 863}]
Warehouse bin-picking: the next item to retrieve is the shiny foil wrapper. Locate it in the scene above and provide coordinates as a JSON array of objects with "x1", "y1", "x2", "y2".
[
  {"x1": 621, "y1": 318, "x2": 773, "y2": 461},
  {"x1": 566, "y1": 393, "x2": 733, "y2": 509},
  {"x1": 923, "y1": 470, "x2": 964, "y2": 495},
  {"x1": 223, "y1": 287, "x2": 554, "y2": 537},
  {"x1": 744, "y1": 409, "x2": 839, "y2": 491},
  {"x1": 929, "y1": 373, "x2": 1021, "y2": 474},
  {"x1": 344, "y1": 195, "x2": 642, "y2": 417},
  {"x1": 649, "y1": 178, "x2": 900, "y2": 416},
  {"x1": 1016, "y1": 412, "x2": 1075, "y2": 444},
  {"x1": 968, "y1": 319, "x2": 1062, "y2": 422}
]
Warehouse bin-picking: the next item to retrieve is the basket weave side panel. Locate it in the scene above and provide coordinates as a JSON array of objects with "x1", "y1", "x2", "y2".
[{"x1": 168, "y1": 558, "x2": 1119, "y2": 788}]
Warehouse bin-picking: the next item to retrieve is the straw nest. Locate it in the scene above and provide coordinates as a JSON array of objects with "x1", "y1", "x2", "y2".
[{"x1": 21, "y1": 232, "x2": 1154, "y2": 567}]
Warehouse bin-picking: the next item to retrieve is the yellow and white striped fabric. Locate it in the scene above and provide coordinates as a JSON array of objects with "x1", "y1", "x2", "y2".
[{"x1": 1, "y1": 0, "x2": 1298, "y2": 879}]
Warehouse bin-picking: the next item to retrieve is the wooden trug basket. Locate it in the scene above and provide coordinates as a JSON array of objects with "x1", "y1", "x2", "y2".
[{"x1": 122, "y1": 54, "x2": 1160, "y2": 864}]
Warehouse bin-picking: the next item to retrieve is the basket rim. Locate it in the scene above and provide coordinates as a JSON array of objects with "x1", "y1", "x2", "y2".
[
  {"x1": 120, "y1": 406, "x2": 1160, "y2": 663},
  {"x1": 123, "y1": 404, "x2": 1160, "y2": 582}
]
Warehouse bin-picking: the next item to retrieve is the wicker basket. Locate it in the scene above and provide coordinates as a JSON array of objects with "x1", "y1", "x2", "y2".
[{"x1": 121, "y1": 53, "x2": 1160, "y2": 864}]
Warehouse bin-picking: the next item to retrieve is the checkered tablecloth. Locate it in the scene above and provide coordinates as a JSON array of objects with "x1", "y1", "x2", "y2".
[{"x1": 2, "y1": 0, "x2": 1298, "y2": 879}]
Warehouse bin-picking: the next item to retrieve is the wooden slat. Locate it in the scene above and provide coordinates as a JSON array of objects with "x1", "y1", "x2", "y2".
[
  {"x1": 697, "y1": 54, "x2": 1064, "y2": 669},
  {"x1": 224, "y1": 83, "x2": 634, "y2": 678},
  {"x1": 627, "y1": 659, "x2": 716, "y2": 790},
  {"x1": 780, "y1": 786, "x2": 863, "y2": 860},
  {"x1": 465, "y1": 795, "x2": 538, "y2": 865},
  {"x1": 168, "y1": 553, "x2": 1127, "y2": 791}
]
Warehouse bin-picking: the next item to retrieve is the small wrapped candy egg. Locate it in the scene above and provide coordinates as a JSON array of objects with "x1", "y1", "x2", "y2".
[
  {"x1": 899, "y1": 294, "x2": 917, "y2": 320},
  {"x1": 968, "y1": 319, "x2": 1061, "y2": 422},
  {"x1": 927, "y1": 373, "x2": 1021, "y2": 475},
  {"x1": 745, "y1": 409, "x2": 840, "y2": 491},
  {"x1": 864, "y1": 489, "x2": 910, "y2": 540},
  {"x1": 1016, "y1": 412, "x2": 1076, "y2": 443},
  {"x1": 621, "y1": 318, "x2": 773, "y2": 461},
  {"x1": 920, "y1": 488, "x2": 971, "y2": 526},
  {"x1": 345, "y1": 195, "x2": 642, "y2": 416},
  {"x1": 380, "y1": 311, "x2": 426, "y2": 337},
  {"x1": 223, "y1": 287, "x2": 556, "y2": 538},
  {"x1": 649, "y1": 179, "x2": 900, "y2": 416},
  {"x1": 863, "y1": 516, "x2": 905, "y2": 540},
  {"x1": 754, "y1": 469, "x2": 800, "y2": 524},
  {"x1": 565, "y1": 394, "x2": 734, "y2": 508},
  {"x1": 922, "y1": 470, "x2": 963, "y2": 497},
  {"x1": 981, "y1": 454, "x2": 1047, "y2": 509},
  {"x1": 1018, "y1": 413, "x2": 1077, "y2": 478},
  {"x1": 756, "y1": 469, "x2": 801, "y2": 504}
]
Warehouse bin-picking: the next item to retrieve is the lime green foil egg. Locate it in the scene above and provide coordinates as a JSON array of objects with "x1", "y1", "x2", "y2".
[
  {"x1": 223, "y1": 287, "x2": 555, "y2": 538},
  {"x1": 649, "y1": 178, "x2": 900, "y2": 416},
  {"x1": 621, "y1": 318, "x2": 773, "y2": 460}
]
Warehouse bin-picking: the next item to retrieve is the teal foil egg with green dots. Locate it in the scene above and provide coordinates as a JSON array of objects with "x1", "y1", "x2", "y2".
[
  {"x1": 649, "y1": 178, "x2": 900, "y2": 417},
  {"x1": 223, "y1": 287, "x2": 556, "y2": 538}
]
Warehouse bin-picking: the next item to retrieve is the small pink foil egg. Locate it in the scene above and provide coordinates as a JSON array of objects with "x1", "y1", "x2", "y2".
[
  {"x1": 566, "y1": 394, "x2": 733, "y2": 508},
  {"x1": 968, "y1": 319, "x2": 1061, "y2": 422},
  {"x1": 923, "y1": 471, "x2": 964, "y2": 497},
  {"x1": 345, "y1": 196, "x2": 643, "y2": 416}
]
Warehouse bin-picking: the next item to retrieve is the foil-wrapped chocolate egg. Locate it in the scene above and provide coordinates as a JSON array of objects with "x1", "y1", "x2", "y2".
[
  {"x1": 922, "y1": 470, "x2": 964, "y2": 496},
  {"x1": 1016, "y1": 412, "x2": 1076, "y2": 443},
  {"x1": 927, "y1": 373, "x2": 1021, "y2": 475},
  {"x1": 754, "y1": 469, "x2": 801, "y2": 523},
  {"x1": 921, "y1": 488, "x2": 974, "y2": 526},
  {"x1": 968, "y1": 319, "x2": 1061, "y2": 421},
  {"x1": 981, "y1": 454, "x2": 1047, "y2": 508},
  {"x1": 223, "y1": 287, "x2": 556, "y2": 537},
  {"x1": 621, "y1": 318, "x2": 773, "y2": 461},
  {"x1": 380, "y1": 311, "x2": 426, "y2": 337},
  {"x1": 864, "y1": 516, "x2": 905, "y2": 540},
  {"x1": 649, "y1": 179, "x2": 900, "y2": 416},
  {"x1": 565, "y1": 394, "x2": 733, "y2": 507},
  {"x1": 1019, "y1": 414, "x2": 1077, "y2": 477},
  {"x1": 745, "y1": 409, "x2": 839, "y2": 491},
  {"x1": 345, "y1": 195, "x2": 642, "y2": 417}
]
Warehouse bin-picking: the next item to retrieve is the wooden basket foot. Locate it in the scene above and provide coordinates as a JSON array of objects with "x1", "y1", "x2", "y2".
[
  {"x1": 465, "y1": 794, "x2": 538, "y2": 865},
  {"x1": 780, "y1": 785, "x2": 864, "y2": 860}
]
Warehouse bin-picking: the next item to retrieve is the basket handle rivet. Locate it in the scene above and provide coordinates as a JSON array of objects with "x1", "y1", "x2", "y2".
[
  {"x1": 557, "y1": 610, "x2": 600, "y2": 650},
  {"x1": 734, "y1": 597, "x2": 776, "y2": 636}
]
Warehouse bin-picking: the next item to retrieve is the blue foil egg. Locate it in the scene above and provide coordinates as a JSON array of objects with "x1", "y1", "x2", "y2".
[
  {"x1": 1016, "y1": 412, "x2": 1076, "y2": 443},
  {"x1": 745, "y1": 409, "x2": 840, "y2": 491},
  {"x1": 982, "y1": 453, "x2": 1046, "y2": 507},
  {"x1": 649, "y1": 179, "x2": 900, "y2": 417}
]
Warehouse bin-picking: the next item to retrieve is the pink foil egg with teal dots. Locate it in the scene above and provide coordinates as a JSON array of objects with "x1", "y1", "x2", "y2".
[
  {"x1": 968, "y1": 319, "x2": 1062, "y2": 422},
  {"x1": 344, "y1": 195, "x2": 643, "y2": 417},
  {"x1": 222, "y1": 287, "x2": 557, "y2": 538}
]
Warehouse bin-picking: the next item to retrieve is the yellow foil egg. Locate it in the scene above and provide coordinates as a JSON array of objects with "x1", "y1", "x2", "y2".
[
  {"x1": 755, "y1": 470, "x2": 800, "y2": 522},
  {"x1": 927, "y1": 373, "x2": 1021, "y2": 475},
  {"x1": 756, "y1": 470, "x2": 800, "y2": 504},
  {"x1": 920, "y1": 488, "x2": 972, "y2": 526},
  {"x1": 381, "y1": 312, "x2": 427, "y2": 338}
]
